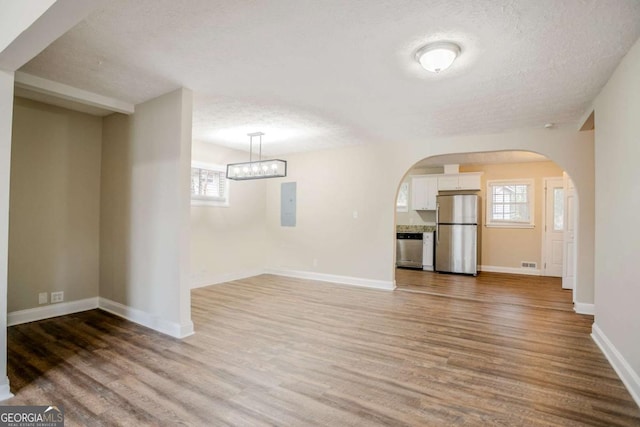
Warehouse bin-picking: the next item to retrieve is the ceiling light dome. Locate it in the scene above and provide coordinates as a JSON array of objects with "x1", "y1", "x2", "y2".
[{"x1": 415, "y1": 41, "x2": 461, "y2": 73}]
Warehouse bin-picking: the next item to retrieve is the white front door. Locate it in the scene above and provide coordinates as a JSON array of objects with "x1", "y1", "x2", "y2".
[
  {"x1": 543, "y1": 177, "x2": 564, "y2": 277},
  {"x1": 562, "y1": 173, "x2": 577, "y2": 292}
]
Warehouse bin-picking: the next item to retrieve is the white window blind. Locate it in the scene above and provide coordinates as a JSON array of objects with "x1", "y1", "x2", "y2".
[
  {"x1": 191, "y1": 163, "x2": 229, "y2": 206},
  {"x1": 486, "y1": 180, "x2": 534, "y2": 228}
]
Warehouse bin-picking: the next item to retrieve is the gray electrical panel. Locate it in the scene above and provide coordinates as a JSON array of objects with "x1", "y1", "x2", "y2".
[{"x1": 281, "y1": 182, "x2": 296, "y2": 227}]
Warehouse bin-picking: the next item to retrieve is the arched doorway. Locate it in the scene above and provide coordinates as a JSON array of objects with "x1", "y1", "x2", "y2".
[{"x1": 393, "y1": 150, "x2": 579, "y2": 307}]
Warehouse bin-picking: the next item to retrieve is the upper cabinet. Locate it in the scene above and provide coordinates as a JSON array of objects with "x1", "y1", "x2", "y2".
[
  {"x1": 411, "y1": 172, "x2": 483, "y2": 210},
  {"x1": 411, "y1": 176, "x2": 438, "y2": 210},
  {"x1": 437, "y1": 172, "x2": 482, "y2": 191}
]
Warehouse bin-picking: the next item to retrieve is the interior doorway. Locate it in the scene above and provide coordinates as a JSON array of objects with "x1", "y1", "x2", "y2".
[
  {"x1": 394, "y1": 150, "x2": 579, "y2": 306},
  {"x1": 562, "y1": 172, "x2": 577, "y2": 294}
]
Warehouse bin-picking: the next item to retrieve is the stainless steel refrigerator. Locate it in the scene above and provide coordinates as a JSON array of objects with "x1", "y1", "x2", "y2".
[{"x1": 435, "y1": 194, "x2": 479, "y2": 275}]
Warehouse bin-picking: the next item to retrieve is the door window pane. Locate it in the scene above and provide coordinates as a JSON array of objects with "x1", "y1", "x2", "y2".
[{"x1": 553, "y1": 188, "x2": 564, "y2": 231}]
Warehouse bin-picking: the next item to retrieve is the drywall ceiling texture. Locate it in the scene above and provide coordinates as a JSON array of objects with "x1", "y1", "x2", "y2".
[{"x1": 18, "y1": 0, "x2": 640, "y2": 155}]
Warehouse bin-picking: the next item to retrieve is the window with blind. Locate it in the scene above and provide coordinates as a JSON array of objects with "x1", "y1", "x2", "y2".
[
  {"x1": 191, "y1": 162, "x2": 229, "y2": 207},
  {"x1": 396, "y1": 182, "x2": 409, "y2": 212},
  {"x1": 486, "y1": 179, "x2": 534, "y2": 228}
]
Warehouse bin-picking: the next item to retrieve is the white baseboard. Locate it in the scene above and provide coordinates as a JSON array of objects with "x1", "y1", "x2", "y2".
[
  {"x1": 6, "y1": 296, "x2": 194, "y2": 339},
  {"x1": 561, "y1": 276, "x2": 574, "y2": 290},
  {"x1": 191, "y1": 269, "x2": 264, "y2": 289},
  {"x1": 98, "y1": 297, "x2": 194, "y2": 339},
  {"x1": 265, "y1": 268, "x2": 395, "y2": 291},
  {"x1": 592, "y1": 323, "x2": 640, "y2": 408},
  {"x1": 479, "y1": 265, "x2": 542, "y2": 276},
  {"x1": 7, "y1": 297, "x2": 99, "y2": 326},
  {"x1": 574, "y1": 302, "x2": 595, "y2": 315},
  {"x1": 0, "y1": 376, "x2": 13, "y2": 402}
]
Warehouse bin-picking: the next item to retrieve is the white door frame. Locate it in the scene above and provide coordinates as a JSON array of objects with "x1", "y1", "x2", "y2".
[
  {"x1": 541, "y1": 177, "x2": 565, "y2": 277},
  {"x1": 562, "y1": 172, "x2": 578, "y2": 297}
]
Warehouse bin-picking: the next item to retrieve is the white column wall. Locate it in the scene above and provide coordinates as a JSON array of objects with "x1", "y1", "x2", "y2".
[
  {"x1": 592, "y1": 36, "x2": 640, "y2": 406},
  {"x1": 100, "y1": 88, "x2": 193, "y2": 338},
  {"x1": 0, "y1": 70, "x2": 15, "y2": 400}
]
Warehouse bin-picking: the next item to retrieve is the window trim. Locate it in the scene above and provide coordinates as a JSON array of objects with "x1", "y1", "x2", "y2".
[
  {"x1": 191, "y1": 161, "x2": 230, "y2": 207},
  {"x1": 485, "y1": 179, "x2": 534, "y2": 229}
]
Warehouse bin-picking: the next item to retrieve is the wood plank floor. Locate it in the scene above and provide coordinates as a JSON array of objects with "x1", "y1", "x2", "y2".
[
  {"x1": 395, "y1": 268, "x2": 575, "y2": 311},
  {"x1": 3, "y1": 273, "x2": 640, "y2": 426}
]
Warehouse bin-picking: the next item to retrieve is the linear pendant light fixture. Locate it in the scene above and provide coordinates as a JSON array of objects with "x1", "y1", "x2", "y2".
[
  {"x1": 226, "y1": 132, "x2": 287, "y2": 180},
  {"x1": 415, "y1": 41, "x2": 461, "y2": 73}
]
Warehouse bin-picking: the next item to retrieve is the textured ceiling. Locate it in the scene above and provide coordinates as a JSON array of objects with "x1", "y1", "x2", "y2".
[{"x1": 19, "y1": 0, "x2": 640, "y2": 155}]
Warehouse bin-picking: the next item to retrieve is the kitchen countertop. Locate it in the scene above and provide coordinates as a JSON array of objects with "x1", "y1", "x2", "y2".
[{"x1": 397, "y1": 225, "x2": 436, "y2": 233}]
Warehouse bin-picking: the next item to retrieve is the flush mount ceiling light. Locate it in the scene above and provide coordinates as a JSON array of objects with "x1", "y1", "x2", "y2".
[
  {"x1": 226, "y1": 132, "x2": 287, "y2": 180},
  {"x1": 415, "y1": 41, "x2": 461, "y2": 73}
]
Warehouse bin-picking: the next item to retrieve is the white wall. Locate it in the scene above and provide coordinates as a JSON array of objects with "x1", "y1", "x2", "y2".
[
  {"x1": 460, "y1": 161, "x2": 564, "y2": 272},
  {"x1": 593, "y1": 37, "x2": 640, "y2": 404},
  {"x1": 0, "y1": 70, "x2": 15, "y2": 400},
  {"x1": 265, "y1": 129, "x2": 595, "y2": 303},
  {"x1": 100, "y1": 88, "x2": 193, "y2": 338},
  {"x1": 9, "y1": 98, "x2": 102, "y2": 312},
  {"x1": 265, "y1": 145, "x2": 395, "y2": 283},
  {"x1": 190, "y1": 141, "x2": 267, "y2": 288}
]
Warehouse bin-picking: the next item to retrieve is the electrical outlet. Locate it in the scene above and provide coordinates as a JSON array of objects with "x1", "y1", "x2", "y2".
[
  {"x1": 38, "y1": 292, "x2": 48, "y2": 305},
  {"x1": 51, "y1": 291, "x2": 64, "y2": 304}
]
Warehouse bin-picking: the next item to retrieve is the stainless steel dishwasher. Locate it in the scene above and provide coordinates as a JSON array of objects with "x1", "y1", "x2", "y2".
[{"x1": 396, "y1": 233, "x2": 423, "y2": 268}]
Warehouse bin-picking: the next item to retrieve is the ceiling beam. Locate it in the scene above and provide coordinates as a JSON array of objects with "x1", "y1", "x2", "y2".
[{"x1": 15, "y1": 71, "x2": 135, "y2": 115}]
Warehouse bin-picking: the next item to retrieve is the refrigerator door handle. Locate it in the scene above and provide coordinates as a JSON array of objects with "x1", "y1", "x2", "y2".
[{"x1": 436, "y1": 202, "x2": 439, "y2": 245}]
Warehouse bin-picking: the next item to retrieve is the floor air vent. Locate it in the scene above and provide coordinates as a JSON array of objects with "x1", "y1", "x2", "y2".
[{"x1": 521, "y1": 261, "x2": 537, "y2": 269}]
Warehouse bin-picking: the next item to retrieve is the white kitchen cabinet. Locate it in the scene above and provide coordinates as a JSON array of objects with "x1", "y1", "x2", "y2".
[
  {"x1": 437, "y1": 173, "x2": 482, "y2": 191},
  {"x1": 436, "y1": 175, "x2": 460, "y2": 191},
  {"x1": 411, "y1": 176, "x2": 438, "y2": 210},
  {"x1": 423, "y1": 231, "x2": 434, "y2": 271},
  {"x1": 458, "y1": 173, "x2": 482, "y2": 190}
]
